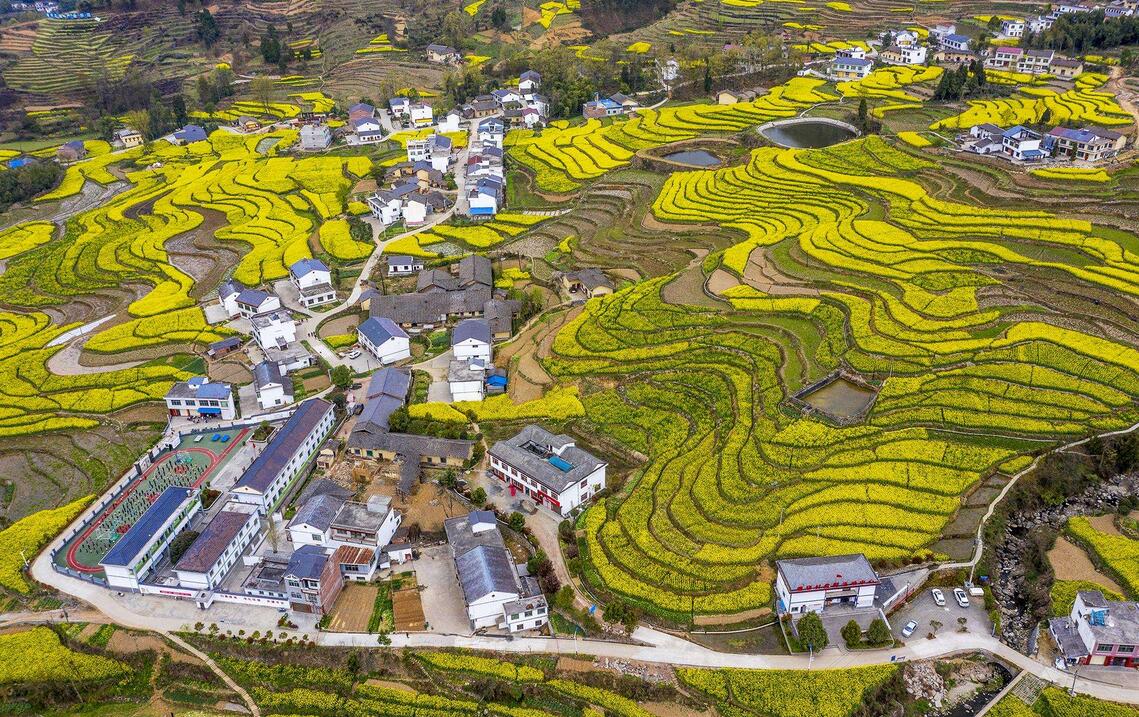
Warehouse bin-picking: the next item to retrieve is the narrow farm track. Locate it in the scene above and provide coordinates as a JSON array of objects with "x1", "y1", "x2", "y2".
[{"x1": 162, "y1": 631, "x2": 261, "y2": 717}]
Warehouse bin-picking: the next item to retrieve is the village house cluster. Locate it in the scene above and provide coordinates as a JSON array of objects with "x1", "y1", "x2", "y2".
[{"x1": 820, "y1": 21, "x2": 1092, "y2": 82}]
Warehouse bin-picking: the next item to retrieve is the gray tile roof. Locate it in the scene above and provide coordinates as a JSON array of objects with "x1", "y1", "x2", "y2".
[
  {"x1": 368, "y1": 286, "x2": 493, "y2": 325},
  {"x1": 235, "y1": 399, "x2": 334, "y2": 494},
  {"x1": 236, "y1": 288, "x2": 274, "y2": 308},
  {"x1": 253, "y1": 361, "x2": 287, "y2": 391},
  {"x1": 285, "y1": 544, "x2": 328, "y2": 580},
  {"x1": 566, "y1": 268, "x2": 614, "y2": 291},
  {"x1": 484, "y1": 299, "x2": 519, "y2": 335},
  {"x1": 297, "y1": 478, "x2": 354, "y2": 505},
  {"x1": 219, "y1": 279, "x2": 244, "y2": 299},
  {"x1": 417, "y1": 268, "x2": 458, "y2": 293},
  {"x1": 288, "y1": 493, "x2": 345, "y2": 532},
  {"x1": 456, "y1": 544, "x2": 519, "y2": 603},
  {"x1": 488, "y1": 425, "x2": 606, "y2": 494},
  {"x1": 357, "y1": 394, "x2": 404, "y2": 432},
  {"x1": 443, "y1": 511, "x2": 502, "y2": 556},
  {"x1": 367, "y1": 367, "x2": 411, "y2": 401},
  {"x1": 452, "y1": 318, "x2": 491, "y2": 346},
  {"x1": 348, "y1": 429, "x2": 473, "y2": 462},
  {"x1": 176, "y1": 509, "x2": 254, "y2": 573},
  {"x1": 776, "y1": 554, "x2": 879, "y2": 592},
  {"x1": 458, "y1": 255, "x2": 493, "y2": 288}
]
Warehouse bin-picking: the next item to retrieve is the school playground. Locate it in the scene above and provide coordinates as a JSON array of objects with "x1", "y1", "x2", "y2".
[{"x1": 56, "y1": 426, "x2": 251, "y2": 578}]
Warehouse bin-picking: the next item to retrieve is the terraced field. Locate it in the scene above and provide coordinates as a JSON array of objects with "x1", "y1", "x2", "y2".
[
  {"x1": 0, "y1": 129, "x2": 373, "y2": 514},
  {"x1": 542, "y1": 136, "x2": 1139, "y2": 621}
]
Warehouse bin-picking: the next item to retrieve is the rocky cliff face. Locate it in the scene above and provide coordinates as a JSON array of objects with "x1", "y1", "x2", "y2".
[{"x1": 992, "y1": 472, "x2": 1138, "y2": 650}]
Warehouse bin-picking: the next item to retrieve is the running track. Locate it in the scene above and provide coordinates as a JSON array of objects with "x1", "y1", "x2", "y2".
[{"x1": 64, "y1": 428, "x2": 250, "y2": 573}]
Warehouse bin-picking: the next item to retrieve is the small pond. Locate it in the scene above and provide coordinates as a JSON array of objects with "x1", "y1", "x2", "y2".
[
  {"x1": 799, "y1": 377, "x2": 876, "y2": 419},
  {"x1": 663, "y1": 149, "x2": 722, "y2": 167},
  {"x1": 760, "y1": 119, "x2": 858, "y2": 148}
]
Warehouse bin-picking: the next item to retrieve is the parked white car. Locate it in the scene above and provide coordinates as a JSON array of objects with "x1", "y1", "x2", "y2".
[
  {"x1": 953, "y1": 587, "x2": 970, "y2": 607},
  {"x1": 347, "y1": 349, "x2": 361, "y2": 359},
  {"x1": 931, "y1": 588, "x2": 945, "y2": 607},
  {"x1": 901, "y1": 620, "x2": 918, "y2": 638}
]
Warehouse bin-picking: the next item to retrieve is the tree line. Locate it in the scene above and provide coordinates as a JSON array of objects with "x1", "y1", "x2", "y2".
[{"x1": 1024, "y1": 10, "x2": 1139, "y2": 53}]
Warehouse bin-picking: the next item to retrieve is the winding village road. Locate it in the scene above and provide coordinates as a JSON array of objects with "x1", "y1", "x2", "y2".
[{"x1": 18, "y1": 102, "x2": 1139, "y2": 710}]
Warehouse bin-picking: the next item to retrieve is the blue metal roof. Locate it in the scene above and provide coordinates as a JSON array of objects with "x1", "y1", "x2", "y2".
[
  {"x1": 196, "y1": 382, "x2": 232, "y2": 400},
  {"x1": 548, "y1": 456, "x2": 573, "y2": 472},
  {"x1": 101, "y1": 487, "x2": 194, "y2": 568},
  {"x1": 359, "y1": 316, "x2": 406, "y2": 347},
  {"x1": 469, "y1": 206, "x2": 495, "y2": 215},
  {"x1": 290, "y1": 258, "x2": 329, "y2": 278},
  {"x1": 175, "y1": 125, "x2": 207, "y2": 143}
]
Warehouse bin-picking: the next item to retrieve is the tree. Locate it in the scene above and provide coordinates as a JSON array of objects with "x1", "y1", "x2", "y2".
[
  {"x1": 841, "y1": 619, "x2": 862, "y2": 647},
  {"x1": 491, "y1": 5, "x2": 508, "y2": 30},
  {"x1": 702, "y1": 59, "x2": 712, "y2": 93},
  {"x1": 260, "y1": 26, "x2": 282, "y2": 64},
  {"x1": 508, "y1": 511, "x2": 526, "y2": 532},
  {"x1": 251, "y1": 76, "x2": 275, "y2": 113},
  {"x1": 796, "y1": 612, "x2": 828, "y2": 650},
  {"x1": 389, "y1": 407, "x2": 410, "y2": 433},
  {"x1": 857, "y1": 97, "x2": 867, "y2": 124},
  {"x1": 331, "y1": 365, "x2": 352, "y2": 388},
  {"x1": 867, "y1": 618, "x2": 892, "y2": 645},
  {"x1": 471, "y1": 486, "x2": 486, "y2": 505},
  {"x1": 124, "y1": 109, "x2": 152, "y2": 142},
  {"x1": 196, "y1": 8, "x2": 220, "y2": 47},
  {"x1": 169, "y1": 530, "x2": 200, "y2": 564}
]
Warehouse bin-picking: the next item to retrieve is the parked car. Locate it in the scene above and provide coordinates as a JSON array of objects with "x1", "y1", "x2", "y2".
[
  {"x1": 347, "y1": 349, "x2": 361, "y2": 359},
  {"x1": 954, "y1": 587, "x2": 970, "y2": 607},
  {"x1": 901, "y1": 620, "x2": 918, "y2": 638},
  {"x1": 931, "y1": 588, "x2": 945, "y2": 606}
]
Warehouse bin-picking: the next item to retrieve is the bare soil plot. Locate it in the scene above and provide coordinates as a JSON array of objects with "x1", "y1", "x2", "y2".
[
  {"x1": 392, "y1": 584, "x2": 425, "y2": 632},
  {"x1": 326, "y1": 583, "x2": 378, "y2": 632},
  {"x1": 1048, "y1": 536, "x2": 1125, "y2": 593}
]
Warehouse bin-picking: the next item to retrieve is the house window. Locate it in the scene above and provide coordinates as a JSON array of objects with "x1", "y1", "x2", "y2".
[
  {"x1": 1096, "y1": 644, "x2": 1115, "y2": 653},
  {"x1": 1118, "y1": 645, "x2": 1135, "y2": 653}
]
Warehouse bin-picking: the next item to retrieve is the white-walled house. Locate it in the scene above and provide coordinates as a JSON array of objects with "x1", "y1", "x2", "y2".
[
  {"x1": 438, "y1": 111, "x2": 462, "y2": 133},
  {"x1": 251, "y1": 310, "x2": 297, "y2": 351},
  {"x1": 448, "y1": 359, "x2": 486, "y2": 402},
  {"x1": 487, "y1": 425, "x2": 607, "y2": 516},
  {"x1": 300, "y1": 124, "x2": 332, "y2": 151},
  {"x1": 329, "y1": 495, "x2": 402, "y2": 553},
  {"x1": 174, "y1": 503, "x2": 261, "y2": 592},
  {"x1": 358, "y1": 316, "x2": 411, "y2": 364},
  {"x1": 254, "y1": 360, "x2": 294, "y2": 410},
  {"x1": 519, "y1": 70, "x2": 541, "y2": 94},
  {"x1": 289, "y1": 258, "x2": 336, "y2": 307},
  {"x1": 165, "y1": 377, "x2": 237, "y2": 420},
  {"x1": 286, "y1": 493, "x2": 346, "y2": 548},
  {"x1": 774, "y1": 554, "x2": 880, "y2": 615},
  {"x1": 219, "y1": 279, "x2": 244, "y2": 318},
  {"x1": 100, "y1": 487, "x2": 201, "y2": 590},
  {"x1": 231, "y1": 399, "x2": 336, "y2": 515},
  {"x1": 1049, "y1": 590, "x2": 1139, "y2": 668},
  {"x1": 444, "y1": 511, "x2": 548, "y2": 631},
  {"x1": 387, "y1": 255, "x2": 425, "y2": 276},
  {"x1": 452, "y1": 318, "x2": 492, "y2": 363},
  {"x1": 409, "y1": 103, "x2": 433, "y2": 127}
]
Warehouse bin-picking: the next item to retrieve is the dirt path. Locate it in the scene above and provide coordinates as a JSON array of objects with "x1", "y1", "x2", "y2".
[
  {"x1": 1107, "y1": 66, "x2": 1139, "y2": 144},
  {"x1": 163, "y1": 631, "x2": 261, "y2": 717},
  {"x1": 46, "y1": 338, "x2": 145, "y2": 375}
]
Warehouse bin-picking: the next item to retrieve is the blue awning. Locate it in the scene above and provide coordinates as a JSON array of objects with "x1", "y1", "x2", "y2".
[{"x1": 198, "y1": 407, "x2": 222, "y2": 415}]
